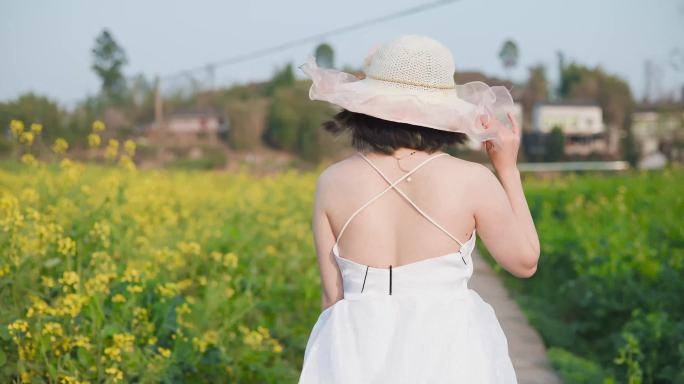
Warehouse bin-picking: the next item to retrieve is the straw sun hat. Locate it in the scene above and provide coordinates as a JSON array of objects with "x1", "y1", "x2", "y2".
[{"x1": 299, "y1": 34, "x2": 515, "y2": 142}]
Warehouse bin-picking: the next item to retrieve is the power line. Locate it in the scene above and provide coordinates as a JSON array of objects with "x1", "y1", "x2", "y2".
[{"x1": 160, "y1": 0, "x2": 459, "y2": 81}]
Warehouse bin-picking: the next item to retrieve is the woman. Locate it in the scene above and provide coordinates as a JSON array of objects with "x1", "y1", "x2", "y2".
[{"x1": 298, "y1": 35, "x2": 540, "y2": 383}]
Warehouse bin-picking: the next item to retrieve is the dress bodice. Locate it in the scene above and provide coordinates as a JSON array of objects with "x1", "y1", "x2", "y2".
[{"x1": 334, "y1": 231, "x2": 477, "y2": 299}]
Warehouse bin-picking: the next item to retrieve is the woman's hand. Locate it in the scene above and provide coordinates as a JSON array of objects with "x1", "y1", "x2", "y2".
[{"x1": 481, "y1": 112, "x2": 521, "y2": 175}]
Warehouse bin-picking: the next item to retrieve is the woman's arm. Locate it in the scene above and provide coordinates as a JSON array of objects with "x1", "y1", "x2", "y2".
[
  {"x1": 311, "y1": 171, "x2": 345, "y2": 310},
  {"x1": 472, "y1": 112, "x2": 540, "y2": 278}
]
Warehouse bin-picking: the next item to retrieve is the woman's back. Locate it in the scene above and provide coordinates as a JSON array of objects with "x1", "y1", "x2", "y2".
[{"x1": 322, "y1": 150, "x2": 480, "y2": 268}]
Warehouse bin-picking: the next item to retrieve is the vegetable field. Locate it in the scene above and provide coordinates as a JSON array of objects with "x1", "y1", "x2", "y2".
[{"x1": 1, "y1": 158, "x2": 682, "y2": 383}]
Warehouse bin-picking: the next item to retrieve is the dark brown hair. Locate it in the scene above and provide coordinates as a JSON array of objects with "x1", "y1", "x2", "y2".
[{"x1": 322, "y1": 109, "x2": 468, "y2": 155}]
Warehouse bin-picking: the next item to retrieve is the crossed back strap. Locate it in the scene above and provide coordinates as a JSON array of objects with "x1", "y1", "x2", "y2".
[{"x1": 332, "y1": 151, "x2": 465, "y2": 257}]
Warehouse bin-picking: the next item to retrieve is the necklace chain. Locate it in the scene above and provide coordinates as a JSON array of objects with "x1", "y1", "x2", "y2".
[{"x1": 393, "y1": 150, "x2": 417, "y2": 179}]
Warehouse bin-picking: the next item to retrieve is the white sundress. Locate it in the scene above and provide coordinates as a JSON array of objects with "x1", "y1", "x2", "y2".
[{"x1": 298, "y1": 151, "x2": 517, "y2": 383}]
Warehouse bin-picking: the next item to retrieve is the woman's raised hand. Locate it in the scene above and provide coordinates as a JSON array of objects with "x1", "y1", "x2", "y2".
[{"x1": 480, "y1": 112, "x2": 521, "y2": 175}]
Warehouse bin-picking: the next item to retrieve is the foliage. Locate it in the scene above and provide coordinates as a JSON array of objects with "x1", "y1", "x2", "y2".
[
  {"x1": 91, "y1": 30, "x2": 128, "y2": 102},
  {"x1": 0, "y1": 94, "x2": 66, "y2": 142},
  {"x1": 498, "y1": 39, "x2": 519, "y2": 71},
  {"x1": 558, "y1": 61, "x2": 634, "y2": 133},
  {"x1": 545, "y1": 126, "x2": 565, "y2": 162},
  {"x1": 547, "y1": 347, "x2": 613, "y2": 384},
  {"x1": 481, "y1": 169, "x2": 684, "y2": 383},
  {"x1": 520, "y1": 64, "x2": 548, "y2": 128},
  {"x1": 314, "y1": 43, "x2": 335, "y2": 69},
  {"x1": 265, "y1": 63, "x2": 295, "y2": 97},
  {"x1": 263, "y1": 81, "x2": 337, "y2": 162}
]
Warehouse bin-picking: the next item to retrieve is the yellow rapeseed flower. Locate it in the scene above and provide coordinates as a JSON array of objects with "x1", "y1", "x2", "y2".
[
  {"x1": 157, "y1": 347, "x2": 172, "y2": 358},
  {"x1": 10, "y1": 119, "x2": 24, "y2": 138},
  {"x1": 21, "y1": 153, "x2": 37, "y2": 166},
  {"x1": 106, "y1": 139, "x2": 119, "y2": 160},
  {"x1": 111, "y1": 293, "x2": 126, "y2": 303},
  {"x1": 52, "y1": 138, "x2": 69, "y2": 154},
  {"x1": 124, "y1": 139, "x2": 136, "y2": 157},
  {"x1": 20, "y1": 131, "x2": 35, "y2": 145},
  {"x1": 92, "y1": 120, "x2": 106, "y2": 132},
  {"x1": 59, "y1": 271, "x2": 80, "y2": 288},
  {"x1": 104, "y1": 366, "x2": 123, "y2": 381},
  {"x1": 243, "y1": 329, "x2": 265, "y2": 348},
  {"x1": 118, "y1": 154, "x2": 136, "y2": 171},
  {"x1": 88, "y1": 133, "x2": 101, "y2": 148},
  {"x1": 30, "y1": 123, "x2": 43, "y2": 134},
  {"x1": 57, "y1": 237, "x2": 76, "y2": 257}
]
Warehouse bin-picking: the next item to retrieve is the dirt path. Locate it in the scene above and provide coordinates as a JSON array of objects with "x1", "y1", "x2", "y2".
[{"x1": 468, "y1": 250, "x2": 563, "y2": 384}]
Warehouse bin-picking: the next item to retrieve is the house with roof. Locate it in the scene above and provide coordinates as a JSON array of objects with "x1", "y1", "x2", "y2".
[
  {"x1": 147, "y1": 109, "x2": 229, "y2": 145},
  {"x1": 530, "y1": 101, "x2": 607, "y2": 157}
]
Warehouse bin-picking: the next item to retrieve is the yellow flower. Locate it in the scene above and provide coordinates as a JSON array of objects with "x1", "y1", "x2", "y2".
[
  {"x1": 30, "y1": 123, "x2": 43, "y2": 134},
  {"x1": 41, "y1": 276, "x2": 55, "y2": 288},
  {"x1": 59, "y1": 271, "x2": 80, "y2": 288},
  {"x1": 88, "y1": 133, "x2": 101, "y2": 148},
  {"x1": 124, "y1": 139, "x2": 136, "y2": 157},
  {"x1": 111, "y1": 294, "x2": 126, "y2": 303},
  {"x1": 20, "y1": 131, "x2": 34, "y2": 145},
  {"x1": 126, "y1": 284, "x2": 144, "y2": 293},
  {"x1": 58, "y1": 237, "x2": 76, "y2": 256},
  {"x1": 112, "y1": 333, "x2": 135, "y2": 353},
  {"x1": 106, "y1": 139, "x2": 119, "y2": 160},
  {"x1": 104, "y1": 346, "x2": 122, "y2": 362},
  {"x1": 105, "y1": 366, "x2": 123, "y2": 381},
  {"x1": 10, "y1": 119, "x2": 24, "y2": 138},
  {"x1": 271, "y1": 339, "x2": 284, "y2": 353},
  {"x1": 157, "y1": 347, "x2": 172, "y2": 358},
  {"x1": 71, "y1": 335, "x2": 92, "y2": 350},
  {"x1": 92, "y1": 120, "x2": 106, "y2": 132},
  {"x1": 0, "y1": 264, "x2": 9, "y2": 278},
  {"x1": 21, "y1": 153, "x2": 37, "y2": 166},
  {"x1": 224, "y1": 252, "x2": 239, "y2": 268},
  {"x1": 52, "y1": 138, "x2": 69, "y2": 154},
  {"x1": 8, "y1": 319, "x2": 30, "y2": 334},
  {"x1": 243, "y1": 329, "x2": 265, "y2": 348},
  {"x1": 118, "y1": 154, "x2": 136, "y2": 171},
  {"x1": 56, "y1": 293, "x2": 87, "y2": 317}
]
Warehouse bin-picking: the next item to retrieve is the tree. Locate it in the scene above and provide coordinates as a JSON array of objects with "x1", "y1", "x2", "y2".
[
  {"x1": 521, "y1": 64, "x2": 548, "y2": 128},
  {"x1": 315, "y1": 43, "x2": 335, "y2": 69},
  {"x1": 91, "y1": 29, "x2": 128, "y2": 101},
  {"x1": 558, "y1": 59, "x2": 634, "y2": 157},
  {"x1": 0, "y1": 93, "x2": 66, "y2": 141},
  {"x1": 545, "y1": 126, "x2": 565, "y2": 162},
  {"x1": 266, "y1": 63, "x2": 295, "y2": 96},
  {"x1": 498, "y1": 39, "x2": 519, "y2": 79}
]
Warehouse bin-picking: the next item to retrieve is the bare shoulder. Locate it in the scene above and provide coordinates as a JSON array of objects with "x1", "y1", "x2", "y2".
[
  {"x1": 441, "y1": 154, "x2": 495, "y2": 185},
  {"x1": 314, "y1": 154, "x2": 359, "y2": 198}
]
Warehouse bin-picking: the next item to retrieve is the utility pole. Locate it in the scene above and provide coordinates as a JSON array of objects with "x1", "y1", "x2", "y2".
[{"x1": 154, "y1": 75, "x2": 164, "y2": 129}]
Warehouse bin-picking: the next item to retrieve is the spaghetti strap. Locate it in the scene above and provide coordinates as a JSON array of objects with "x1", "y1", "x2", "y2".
[
  {"x1": 357, "y1": 151, "x2": 465, "y2": 248},
  {"x1": 332, "y1": 151, "x2": 464, "y2": 257}
]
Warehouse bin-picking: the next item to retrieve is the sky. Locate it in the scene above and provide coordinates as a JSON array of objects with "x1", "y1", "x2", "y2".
[{"x1": 1, "y1": 0, "x2": 683, "y2": 109}]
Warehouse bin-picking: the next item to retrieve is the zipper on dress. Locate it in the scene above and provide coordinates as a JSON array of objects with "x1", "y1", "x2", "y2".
[{"x1": 389, "y1": 265, "x2": 392, "y2": 295}]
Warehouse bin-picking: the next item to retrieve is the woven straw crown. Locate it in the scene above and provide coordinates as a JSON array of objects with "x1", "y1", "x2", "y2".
[{"x1": 364, "y1": 35, "x2": 456, "y2": 91}]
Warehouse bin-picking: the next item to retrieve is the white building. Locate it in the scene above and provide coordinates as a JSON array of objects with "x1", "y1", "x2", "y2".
[
  {"x1": 632, "y1": 106, "x2": 684, "y2": 164},
  {"x1": 147, "y1": 111, "x2": 229, "y2": 145},
  {"x1": 532, "y1": 101, "x2": 606, "y2": 156}
]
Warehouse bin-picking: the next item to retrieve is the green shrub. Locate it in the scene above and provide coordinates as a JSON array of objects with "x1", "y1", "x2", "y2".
[{"x1": 481, "y1": 168, "x2": 684, "y2": 383}]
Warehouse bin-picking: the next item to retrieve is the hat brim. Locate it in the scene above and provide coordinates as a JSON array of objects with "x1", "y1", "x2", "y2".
[{"x1": 299, "y1": 55, "x2": 515, "y2": 143}]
